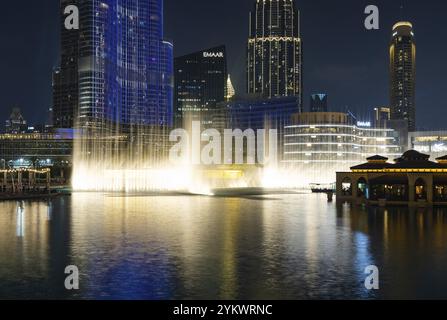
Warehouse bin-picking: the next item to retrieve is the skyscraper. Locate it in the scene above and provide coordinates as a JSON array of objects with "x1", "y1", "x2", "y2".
[
  {"x1": 390, "y1": 21, "x2": 416, "y2": 131},
  {"x1": 174, "y1": 45, "x2": 227, "y2": 126},
  {"x1": 310, "y1": 94, "x2": 328, "y2": 112},
  {"x1": 52, "y1": 0, "x2": 80, "y2": 129},
  {"x1": 247, "y1": 0, "x2": 303, "y2": 110},
  {"x1": 53, "y1": 0, "x2": 173, "y2": 130}
]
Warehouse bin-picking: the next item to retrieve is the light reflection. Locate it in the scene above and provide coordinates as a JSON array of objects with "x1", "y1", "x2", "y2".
[
  {"x1": 16, "y1": 201, "x2": 25, "y2": 238},
  {"x1": 3, "y1": 195, "x2": 447, "y2": 299},
  {"x1": 47, "y1": 201, "x2": 52, "y2": 221}
]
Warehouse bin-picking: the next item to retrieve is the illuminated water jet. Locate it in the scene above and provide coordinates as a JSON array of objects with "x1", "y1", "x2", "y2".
[{"x1": 72, "y1": 121, "x2": 284, "y2": 195}]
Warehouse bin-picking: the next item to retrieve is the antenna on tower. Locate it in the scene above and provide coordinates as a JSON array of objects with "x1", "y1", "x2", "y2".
[{"x1": 400, "y1": 0, "x2": 405, "y2": 21}]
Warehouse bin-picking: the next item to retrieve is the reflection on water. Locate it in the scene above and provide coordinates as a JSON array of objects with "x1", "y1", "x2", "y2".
[
  {"x1": 16, "y1": 201, "x2": 25, "y2": 238},
  {"x1": 1, "y1": 193, "x2": 447, "y2": 299}
]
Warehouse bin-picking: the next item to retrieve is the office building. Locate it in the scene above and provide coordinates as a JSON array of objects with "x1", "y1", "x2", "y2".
[
  {"x1": 0, "y1": 129, "x2": 73, "y2": 182},
  {"x1": 174, "y1": 46, "x2": 227, "y2": 126},
  {"x1": 219, "y1": 95, "x2": 300, "y2": 160},
  {"x1": 408, "y1": 131, "x2": 447, "y2": 159},
  {"x1": 310, "y1": 94, "x2": 328, "y2": 112},
  {"x1": 374, "y1": 107, "x2": 391, "y2": 128},
  {"x1": 283, "y1": 112, "x2": 402, "y2": 185},
  {"x1": 5, "y1": 108, "x2": 27, "y2": 134},
  {"x1": 247, "y1": 0, "x2": 303, "y2": 110},
  {"x1": 390, "y1": 21, "x2": 416, "y2": 131},
  {"x1": 52, "y1": 0, "x2": 79, "y2": 129},
  {"x1": 223, "y1": 95, "x2": 299, "y2": 130},
  {"x1": 53, "y1": 0, "x2": 174, "y2": 130}
]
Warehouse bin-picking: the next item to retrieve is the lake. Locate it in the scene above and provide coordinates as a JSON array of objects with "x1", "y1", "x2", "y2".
[{"x1": 1, "y1": 193, "x2": 447, "y2": 299}]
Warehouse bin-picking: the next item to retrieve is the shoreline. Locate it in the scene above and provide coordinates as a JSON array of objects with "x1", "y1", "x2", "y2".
[{"x1": 0, "y1": 187, "x2": 72, "y2": 201}]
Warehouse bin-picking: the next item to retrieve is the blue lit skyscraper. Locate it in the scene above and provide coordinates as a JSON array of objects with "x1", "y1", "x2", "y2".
[{"x1": 57, "y1": 0, "x2": 173, "y2": 130}]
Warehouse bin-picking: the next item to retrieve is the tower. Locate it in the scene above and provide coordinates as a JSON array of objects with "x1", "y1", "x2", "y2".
[
  {"x1": 390, "y1": 21, "x2": 416, "y2": 131},
  {"x1": 53, "y1": 0, "x2": 174, "y2": 130},
  {"x1": 247, "y1": 0, "x2": 303, "y2": 111}
]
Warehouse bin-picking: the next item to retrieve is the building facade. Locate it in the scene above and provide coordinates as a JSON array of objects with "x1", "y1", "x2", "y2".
[
  {"x1": 337, "y1": 151, "x2": 447, "y2": 206},
  {"x1": 0, "y1": 130, "x2": 73, "y2": 182},
  {"x1": 223, "y1": 95, "x2": 299, "y2": 131},
  {"x1": 374, "y1": 107, "x2": 391, "y2": 128},
  {"x1": 247, "y1": 0, "x2": 303, "y2": 109},
  {"x1": 52, "y1": 0, "x2": 80, "y2": 129},
  {"x1": 408, "y1": 131, "x2": 447, "y2": 159},
  {"x1": 390, "y1": 22, "x2": 416, "y2": 131},
  {"x1": 53, "y1": 0, "x2": 174, "y2": 130},
  {"x1": 5, "y1": 108, "x2": 27, "y2": 134},
  {"x1": 310, "y1": 94, "x2": 328, "y2": 112},
  {"x1": 174, "y1": 46, "x2": 227, "y2": 126},
  {"x1": 283, "y1": 112, "x2": 402, "y2": 185},
  {"x1": 218, "y1": 95, "x2": 300, "y2": 160}
]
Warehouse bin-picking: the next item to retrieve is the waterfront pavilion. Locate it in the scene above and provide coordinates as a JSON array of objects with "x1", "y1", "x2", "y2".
[{"x1": 336, "y1": 150, "x2": 447, "y2": 206}]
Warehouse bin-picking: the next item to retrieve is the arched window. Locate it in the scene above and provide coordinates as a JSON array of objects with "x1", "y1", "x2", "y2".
[{"x1": 415, "y1": 178, "x2": 427, "y2": 201}]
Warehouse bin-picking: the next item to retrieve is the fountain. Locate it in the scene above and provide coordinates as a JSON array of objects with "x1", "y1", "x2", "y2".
[{"x1": 72, "y1": 121, "x2": 284, "y2": 195}]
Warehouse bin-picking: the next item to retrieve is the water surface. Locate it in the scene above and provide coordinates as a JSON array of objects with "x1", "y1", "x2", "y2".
[{"x1": 1, "y1": 193, "x2": 447, "y2": 299}]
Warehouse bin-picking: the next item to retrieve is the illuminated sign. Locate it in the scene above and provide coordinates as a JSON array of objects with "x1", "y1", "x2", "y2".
[
  {"x1": 203, "y1": 52, "x2": 224, "y2": 58},
  {"x1": 357, "y1": 121, "x2": 371, "y2": 127}
]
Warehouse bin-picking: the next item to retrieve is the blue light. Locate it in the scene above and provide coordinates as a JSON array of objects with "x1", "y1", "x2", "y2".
[{"x1": 79, "y1": 0, "x2": 173, "y2": 127}]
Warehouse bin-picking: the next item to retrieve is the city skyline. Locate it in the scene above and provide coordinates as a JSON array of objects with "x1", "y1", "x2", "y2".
[
  {"x1": 3, "y1": 0, "x2": 447, "y2": 303},
  {"x1": 1, "y1": 0, "x2": 447, "y2": 130}
]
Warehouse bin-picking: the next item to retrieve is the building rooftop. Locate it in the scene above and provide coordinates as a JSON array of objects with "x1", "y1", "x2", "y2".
[
  {"x1": 351, "y1": 150, "x2": 447, "y2": 172},
  {"x1": 436, "y1": 155, "x2": 447, "y2": 162},
  {"x1": 395, "y1": 150, "x2": 430, "y2": 162},
  {"x1": 366, "y1": 155, "x2": 389, "y2": 162}
]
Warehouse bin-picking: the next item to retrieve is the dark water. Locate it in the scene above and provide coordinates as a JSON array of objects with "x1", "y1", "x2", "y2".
[{"x1": 1, "y1": 193, "x2": 447, "y2": 300}]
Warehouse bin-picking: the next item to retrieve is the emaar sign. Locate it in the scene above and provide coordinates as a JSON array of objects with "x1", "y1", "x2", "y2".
[
  {"x1": 357, "y1": 121, "x2": 372, "y2": 127},
  {"x1": 203, "y1": 52, "x2": 224, "y2": 58}
]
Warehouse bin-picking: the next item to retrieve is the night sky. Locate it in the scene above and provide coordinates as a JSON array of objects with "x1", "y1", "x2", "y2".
[{"x1": 1, "y1": 0, "x2": 446, "y2": 130}]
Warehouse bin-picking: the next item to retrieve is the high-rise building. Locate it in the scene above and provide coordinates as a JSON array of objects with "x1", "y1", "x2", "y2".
[
  {"x1": 226, "y1": 75, "x2": 236, "y2": 101},
  {"x1": 390, "y1": 21, "x2": 416, "y2": 131},
  {"x1": 310, "y1": 94, "x2": 328, "y2": 112},
  {"x1": 5, "y1": 108, "x2": 27, "y2": 134},
  {"x1": 174, "y1": 45, "x2": 227, "y2": 126},
  {"x1": 374, "y1": 107, "x2": 391, "y2": 128},
  {"x1": 52, "y1": 0, "x2": 80, "y2": 128},
  {"x1": 247, "y1": 0, "x2": 303, "y2": 109},
  {"x1": 283, "y1": 112, "x2": 402, "y2": 186},
  {"x1": 219, "y1": 95, "x2": 300, "y2": 161},
  {"x1": 53, "y1": 0, "x2": 174, "y2": 130},
  {"x1": 223, "y1": 95, "x2": 299, "y2": 132}
]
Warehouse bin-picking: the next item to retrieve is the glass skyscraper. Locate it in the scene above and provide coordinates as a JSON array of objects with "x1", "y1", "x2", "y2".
[
  {"x1": 53, "y1": 0, "x2": 80, "y2": 129},
  {"x1": 54, "y1": 0, "x2": 173, "y2": 130},
  {"x1": 174, "y1": 45, "x2": 228, "y2": 127},
  {"x1": 390, "y1": 21, "x2": 416, "y2": 132},
  {"x1": 247, "y1": 0, "x2": 303, "y2": 110}
]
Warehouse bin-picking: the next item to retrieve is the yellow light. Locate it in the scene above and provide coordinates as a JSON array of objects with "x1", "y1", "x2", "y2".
[{"x1": 393, "y1": 21, "x2": 413, "y2": 30}]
